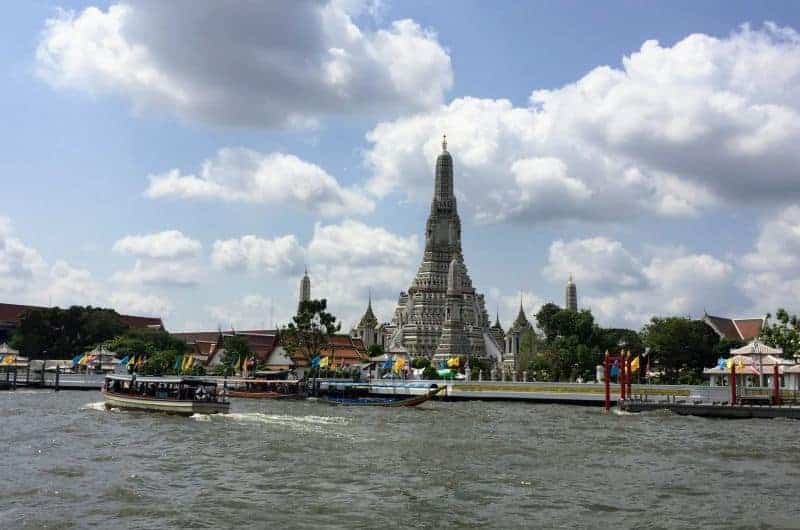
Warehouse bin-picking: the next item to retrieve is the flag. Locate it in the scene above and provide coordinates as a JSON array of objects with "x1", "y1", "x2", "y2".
[
  {"x1": 172, "y1": 355, "x2": 182, "y2": 370},
  {"x1": 71, "y1": 354, "x2": 84, "y2": 366},
  {"x1": 393, "y1": 357, "x2": 406, "y2": 372},
  {"x1": 630, "y1": 356, "x2": 640, "y2": 373},
  {"x1": 186, "y1": 356, "x2": 194, "y2": 370},
  {"x1": 79, "y1": 354, "x2": 91, "y2": 366},
  {"x1": 320, "y1": 356, "x2": 330, "y2": 369},
  {"x1": 717, "y1": 357, "x2": 726, "y2": 370},
  {"x1": 128, "y1": 355, "x2": 136, "y2": 367},
  {"x1": 726, "y1": 358, "x2": 733, "y2": 370},
  {"x1": 381, "y1": 356, "x2": 392, "y2": 370},
  {"x1": 182, "y1": 355, "x2": 191, "y2": 371},
  {"x1": 439, "y1": 360, "x2": 446, "y2": 369},
  {"x1": 1, "y1": 355, "x2": 13, "y2": 365},
  {"x1": 311, "y1": 355, "x2": 321, "y2": 368},
  {"x1": 447, "y1": 357, "x2": 460, "y2": 368},
  {"x1": 610, "y1": 359, "x2": 619, "y2": 378},
  {"x1": 117, "y1": 355, "x2": 129, "y2": 366}
]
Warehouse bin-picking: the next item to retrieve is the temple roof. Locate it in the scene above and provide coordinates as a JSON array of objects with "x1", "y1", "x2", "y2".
[
  {"x1": 357, "y1": 295, "x2": 378, "y2": 329},
  {"x1": 509, "y1": 300, "x2": 532, "y2": 332},
  {"x1": 703, "y1": 314, "x2": 766, "y2": 341},
  {"x1": 491, "y1": 311, "x2": 503, "y2": 332}
]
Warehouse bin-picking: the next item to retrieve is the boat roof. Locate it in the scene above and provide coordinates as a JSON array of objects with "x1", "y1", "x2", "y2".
[{"x1": 105, "y1": 374, "x2": 215, "y2": 385}]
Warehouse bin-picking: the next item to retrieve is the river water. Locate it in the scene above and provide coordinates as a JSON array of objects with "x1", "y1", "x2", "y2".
[{"x1": 1, "y1": 390, "x2": 798, "y2": 529}]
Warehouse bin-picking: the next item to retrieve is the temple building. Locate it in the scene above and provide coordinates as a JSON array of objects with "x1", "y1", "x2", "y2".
[
  {"x1": 383, "y1": 137, "x2": 500, "y2": 363},
  {"x1": 565, "y1": 275, "x2": 577, "y2": 312},
  {"x1": 351, "y1": 293, "x2": 382, "y2": 350},
  {"x1": 490, "y1": 311, "x2": 505, "y2": 349},
  {"x1": 504, "y1": 299, "x2": 533, "y2": 370},
  {"x1": 702, "y1": 313, "x2": 766, "y2": 342}
]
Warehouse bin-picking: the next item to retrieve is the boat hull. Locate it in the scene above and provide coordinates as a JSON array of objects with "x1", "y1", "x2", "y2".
[
  {"x1": 102, "y1": 390, "x2": 230, "y2": 415},
  {"x1": 226, "y1": 390, "x2": 302, "y2": 399},
  {"x1": 320, "y1": 386, "x2": 443, "y2": 407}
]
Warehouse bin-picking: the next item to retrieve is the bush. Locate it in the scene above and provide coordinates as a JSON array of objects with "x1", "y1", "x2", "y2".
[
  {"x1": 412, "y1": 357, "x2": 431, "y2": 369},
  {"x1": 422, "y1": 366, "x2": 439, "y2": 380}
]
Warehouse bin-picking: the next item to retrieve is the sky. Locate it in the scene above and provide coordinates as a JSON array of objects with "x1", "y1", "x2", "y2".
[{"x1": 2, "y1": 0, "x2": 800, "y2": 332}]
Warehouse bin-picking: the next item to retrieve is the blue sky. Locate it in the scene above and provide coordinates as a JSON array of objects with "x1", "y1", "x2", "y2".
[{"x1": 2, "y1": 1, "x2": 800, "y2": 332}]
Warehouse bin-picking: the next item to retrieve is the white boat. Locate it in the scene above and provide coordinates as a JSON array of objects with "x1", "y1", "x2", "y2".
[{"x1": 102, "y1": 374, "x2": 230, "y2": 415}]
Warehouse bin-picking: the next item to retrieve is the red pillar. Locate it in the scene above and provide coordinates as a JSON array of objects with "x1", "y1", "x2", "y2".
[
  {"x1": 730, "y1": 363, "x2": 736, "y2": 406},
  {"x1": 620, "y1": 353, "x2": 627, "y2": 401},
  {"x1": 773, "y1": 364, "x2": 781, "y2": 406},
  {"x1": 626, "y1": 356, "x2": 633, "y2": 400},
  {"x1": 604, "y1": 352, "x2": 610, "y2": 412}
]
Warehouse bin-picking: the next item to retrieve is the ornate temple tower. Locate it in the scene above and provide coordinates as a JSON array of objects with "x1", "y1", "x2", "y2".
[
  {"x1": 351, "y1": 292, "x2": 380, "y2": 349},
  {"x1": 298, "y1": 268, "x2": 311, "y2": 309},
  {"x1": 384, "y1": 137, "x2": 495, "y2": 361},
  {"x1": 565, "y1": 275, "x2": 577, "y2": 312}
]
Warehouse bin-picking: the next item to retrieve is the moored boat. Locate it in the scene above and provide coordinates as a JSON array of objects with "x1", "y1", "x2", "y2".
[
  {"x1": 226, "y1": 379, "x2": 303, "y2": 399},
  {"x1": 102, "y1": 374, "x2": 230, "y2": 415},
  {"x1": 319, "y1": 384, "x2": 443, "y2": 407}
]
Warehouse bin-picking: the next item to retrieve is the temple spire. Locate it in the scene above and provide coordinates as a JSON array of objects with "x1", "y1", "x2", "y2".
[{"x1": 442, "y1": 133, "x2": 447, "y2": 151}]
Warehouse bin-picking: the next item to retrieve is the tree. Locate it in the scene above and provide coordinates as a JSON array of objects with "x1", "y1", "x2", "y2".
[
  {"x1": 760, "y1": 309, "x2": 800, "y2": 357},
  {"x1": 368, "y1": 344, "x2": 384, "y2": 358},
  {"x1": 221, "y1": 335, "x2": 252, "y2": 374},
  {"x1": 281, "y1": 299, "x2": 341, "y2": 367},
  {"x1": 10, "y1": 306, "x2": 128, "y2": 359},
  {"x1": 641, "y1": 317, "x2": 718, "y2": 383},
  {"x1": 422, "y1": 365, "x2": 439, "y2": 380},
  {"x1": 535, "y1": 303, "x2": 562, "y2": 341}
]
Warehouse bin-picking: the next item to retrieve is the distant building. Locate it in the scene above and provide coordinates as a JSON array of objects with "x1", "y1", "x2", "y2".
[
  {"x1": 298, "y1": 267, "x2": 311, "y2": 309},
  {"x1": 0, "y1": 302, "x2": 163, "y2": 342},
  {"x1": 565, "y1": 275, "x2": 577, "y2": 312},
  {"x1": 703, "y1": 313, "x2": 766, "y2": 342},
  {"x1": 489, "y1": 312, "x2": 505, "y2": 350}
]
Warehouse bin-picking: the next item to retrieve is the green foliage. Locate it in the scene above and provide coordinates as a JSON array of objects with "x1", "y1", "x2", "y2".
[
  {"x1": 421, "y1": 365, "x2": 440, "y2": 380},
  {"x1": 281, "y1": 299, "x2": 341, "y2": 366},
  {"x1": 367, "y1": 344, "x2": 384, "y2": 358},
  {"x1": 221, "y1": 335, "x2": 252, "y2": 370},
  {"x1": 535, "y1": 303, "x2": 562, "y2": 341},
  {"x1": 641, "y1": 317, "x2": 719, "y2": 383},
  {"x1": 9, "y1": 306, "x2": 128, "y2": 359},
  {"x1": 760, "y1": 309, "x2": 800, "y2": 357},
  {"x1": 140, "y1": 349, "x2": 179, "y2": 376},
  {"x1": 412, "y1": 356, "x2": 431, "y2": 369}
]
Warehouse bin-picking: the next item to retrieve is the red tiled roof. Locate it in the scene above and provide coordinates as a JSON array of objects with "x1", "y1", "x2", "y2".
[
  {"x1": 704, "y1": 314, "x2": 765, "y2": 341},
  {"x1": 172, "y1": 330, "x2": 279, "y2": 362},
  {"x1": 733, "y1": 319, "x2": 765, "y2": 341},
  {"x1": 0, "y1": 302, "x2": 163, "y2": 329}
]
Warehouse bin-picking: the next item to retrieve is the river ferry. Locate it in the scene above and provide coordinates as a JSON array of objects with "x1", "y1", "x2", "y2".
[
  {"x1": 102, "y1": 374, "x2": 230, "y2": 415},
  {"x1": 226, "y1": 379, "x2": 303, "y2": 399}
]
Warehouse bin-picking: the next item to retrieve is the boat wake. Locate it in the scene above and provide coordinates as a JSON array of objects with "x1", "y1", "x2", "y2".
[
  {"x1": 191, "y1": 413, "x2": 211, "y2": 422},
  {"x1": 82, "y1": 401, "x2": 108, "y2": 412},
  {"x1": 214, "y1": 413, "x2": 350, "y2": 436},
  {"x1": 612, "y1": 408, "x2": 636, "y2": 416}
]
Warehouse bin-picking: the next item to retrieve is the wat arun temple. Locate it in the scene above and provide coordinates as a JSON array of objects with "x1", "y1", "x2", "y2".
[{"x1": 378, "y1": 137, "x2": 503, "y2": 364}]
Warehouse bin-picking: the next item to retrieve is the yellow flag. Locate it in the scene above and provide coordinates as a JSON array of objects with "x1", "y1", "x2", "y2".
[
  {"x1": 447, "y1": 357, "x2": 460, "y2": 368},
  {"x1": 737, "y1": 358, "x2": 745, "y2": 370},
  {"x1": 319, "y1": 356, "x2": 329, "y2": 369},
  {"x1": 726, "y1": 358, "x2": 733, "y2": 370},
  {"x1": 393, "y1": 357, "x2": 406, "y2": 372},
  {"x1": 630, "y1": 356, "x2": 640, "y2": 372}
]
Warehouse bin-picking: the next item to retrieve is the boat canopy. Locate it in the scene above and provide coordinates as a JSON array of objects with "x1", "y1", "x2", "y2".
[{"x1": 106, "y1": 374, "x2": 193, "y2": 385}]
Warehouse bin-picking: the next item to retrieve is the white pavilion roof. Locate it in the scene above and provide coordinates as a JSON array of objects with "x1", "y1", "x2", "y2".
[
  {"x1": 730, "y1": 340, "x2": 783, "y2": 355},
  {"x1": 0, "y1": 343, "x2": 18, "y2": 354}
]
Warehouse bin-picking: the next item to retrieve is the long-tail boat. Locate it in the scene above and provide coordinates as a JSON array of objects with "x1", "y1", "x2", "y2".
[
  {"x1": 226, "y1": 379, "x2": 303, "y2": 399},
  {"x1": 318, "y1": 384, "x2": 444, "y2": 407},
  {"x1": 102, "y1": 374, "x2": 230, "y2": 415}
]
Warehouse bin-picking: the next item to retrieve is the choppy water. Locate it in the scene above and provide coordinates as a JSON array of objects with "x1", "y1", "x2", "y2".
[{"x1": 1, "y1": 391, "x2": 799, "y2": 529}]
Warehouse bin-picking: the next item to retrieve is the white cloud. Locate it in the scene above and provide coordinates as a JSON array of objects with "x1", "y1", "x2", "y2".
[
  {"x1": 545, "y1": 237, "x2": 738, "y2": 329},
  {"x1": 112, "y1": 230, "x2": 201, "y2": 259},
  {"x1": 206, "y1": 294, "x2": 283, "y2": 331},
  {"x1": 108, "y1": 291, "x2": 173, "y2": 318},
  {"x1": 307, "y1": 218, "x2": 418, "y2": 267},
  {"x1": 111, "y1": 259, "x2": 201, "y2": 287},
  {"x1": 364, "y1": 24, "x2": 800, "y2": 224},
  {"x1": 36, "y1": 1, "x2": 452, "y2": 128},
  {"x1": 0, "y1": 217, "x2": 47, "y2": 295},
  {"x1": 145, "y1": 147, "x2": 374, "y2": 217},
  {"x1": 46, "y1": 260, "x2": 104, "y2": 307},
  {"x1": 543, "y1": 237, "x2": 646, "y2": 291},
  {"x1": 741, "y1": 206, "x2": 800, "y2": 312},
  {"x1": 211, "y1": 235, "x2": 304, "y2": 275}
]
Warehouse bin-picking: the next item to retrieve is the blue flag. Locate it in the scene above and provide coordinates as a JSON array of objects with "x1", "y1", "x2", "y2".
[
  {"x1": 717, "y1": 357, "x2": 726, "y2": 370},
  {"x1": 311, "y1": 355, "x2": 321, "y2": 368},
  {"x1": 610, "y1": 360, "x2": 619, "y2": 378},
  {"x1": 382, "y1": 357, "x2": 393, "y2": 370},
  {"x1": 172, "y1": 355, "x2": 182, "y2": 370},
  {"x1": 71, "y1": 353, "x2": 84, "y2": 366}
]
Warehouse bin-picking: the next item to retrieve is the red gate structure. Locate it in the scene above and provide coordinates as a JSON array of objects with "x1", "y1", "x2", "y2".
[{"x1": 603, "y1": 351, "x2": 633, "y2": 412}]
